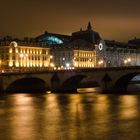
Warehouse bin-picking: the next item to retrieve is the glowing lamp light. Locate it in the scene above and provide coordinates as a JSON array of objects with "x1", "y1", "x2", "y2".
[
  {"x1": 9, "y1": 62, "x2": 13, "y2": 67},
  {"x1": 61, "y1": 65, "x2": 64, "y2": 69},
  {"x1": 15, "y1": 62, "x2": 19, "y2": 67},
  {"x1": 50, "y1": 63, "x2": 54, "y2": 67},
  {"x1": 98, "y1": 60, "x2": 103, "y2": 65},
  {"x1": 66, "y1": 63, "x2": 70, "y2": 67},
  {"x1": 50, "y1": 55, "x2": 53, "y2": 59},
  {"x1": 9, "y1": 49, "x2": 12, "y2": 53},
  {"x1": 100, "y1": 60, "x2": 103, "y2": 64},
  {"x1": 15, "y1": 49, "x2": 18, "y2": 53},
  {"x1": 74, "y1": 62, "x2": 78, "y2": 67},
  {"x1": 127, "y1": 58, "x2": 131, "y2": 62},
  {"x1": 124, "y1": 60, "x2": 128, "y2": 64},
  {"x1": 20, "y1": 54, "x2": 24, "y2": 58}
]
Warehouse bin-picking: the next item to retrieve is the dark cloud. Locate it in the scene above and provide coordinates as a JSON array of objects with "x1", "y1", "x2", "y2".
[{"x1": 0, "y1": 0, "x2": 140, "y2": 41}]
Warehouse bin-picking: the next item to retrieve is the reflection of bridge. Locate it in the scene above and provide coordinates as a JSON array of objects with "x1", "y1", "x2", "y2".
[{"x1": 0, "y1": 66, "x2": 140, "y2": 93}]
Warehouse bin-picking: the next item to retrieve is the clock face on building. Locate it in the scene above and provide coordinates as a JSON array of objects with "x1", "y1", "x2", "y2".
[
  {"x1": 10, "y1": 41, "x2": 18, "y2": 47},
  {"x1": 99, "y1": 42, "x2": 103, "y2": 51}
]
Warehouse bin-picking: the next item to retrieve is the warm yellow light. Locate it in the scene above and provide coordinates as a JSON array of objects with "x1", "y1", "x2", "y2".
[
  {"x1": 50, "y1": 63, "x2": 54, "y2": 67},
  {"x1": 27, "y1": 64, "x2": 29, "y2": 67},
  {"x1": 15, "y1": 62, "x2": 19, "y2": 67},
  {"x1": 74, "y1": 62, "x2": 78, "y2": 67},
  {"x1": 9, "y1": 62, "x2": 13, "y2": 67},
  {"x1": 124, "y1": 60, "x2": 128, "y2": 64},
  {"x1": 23, "y1": 63, "x2": 26, "y2": 67},
  {"x1": 30, "y1": 62, "x2": 32, "y2": 67},
  {"x1": 20, "y1": 54, "x2": 24, "y2": 58},
  {"x1": 15, "y1": 48, "x2": 18, "y2": 53},
  {"x1": 50, "y1": 55, "x2": 53, "y2": 59},
  {"x1": 98, "y1": 60, "x2": 103, "y2": 65},
  {"x1": 100, "y1": 60, "x2": 103, "y2": 64},
  {"x1": 9, "y1": 48, "x2": 12, "y2": 53},
  {"x1": 127, "y1": 58, "x2": 131, "y2": 62}
]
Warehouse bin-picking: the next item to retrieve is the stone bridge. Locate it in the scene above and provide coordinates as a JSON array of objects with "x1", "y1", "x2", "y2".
[{"x1": 0, "y1": 66, "x2": 140, "y2": 93}]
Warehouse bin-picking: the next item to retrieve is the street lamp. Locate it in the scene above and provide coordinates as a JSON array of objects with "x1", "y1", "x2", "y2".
[
  {"x1": 98, "y1": 60, "x2": 104, "y2": 67},
  {"x1": 127, "y1": 58, "x2": 131, "y2": 62},
  {"x1": 66, "y1": 63, "x2": 70, "y2": 67},
  {"x1": 66, "y1": 63, "x2": 70, "y2": 69},
  {"x1": 50, "y1": 63, "x2": 55, "y2": 68},
  {"x1": 50, "y1": 55, "x2": 53, "y2": 59},
  {"x1": 124, "y1": 58, "x2": 131, "y2": 66}
]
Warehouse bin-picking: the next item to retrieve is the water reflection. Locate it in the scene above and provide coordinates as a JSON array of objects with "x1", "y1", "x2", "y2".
[
  {"x1": 119, "y1": 96, "x2": 138, "y2": 119},
  {"x1": 5, "y1": 94, "x2": 34, "y2": 140},
  {"x1": 1, "y1": 93, "x2": 140, "y2": 139}
]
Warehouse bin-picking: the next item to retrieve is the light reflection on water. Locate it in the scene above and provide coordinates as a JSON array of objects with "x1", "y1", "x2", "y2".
[{"x1": 1, "y1": 92, "x2": 140, "y2": 140}]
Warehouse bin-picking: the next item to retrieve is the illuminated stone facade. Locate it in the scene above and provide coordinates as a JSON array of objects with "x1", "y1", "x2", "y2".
[
  {"x1": 73, "y1": 50, "x2": 96, "y2": 68},
  {"x1": 51, "y1": 38, "x2": 97, "y2": 68},
  {"x1": 0, "y1": 40, "x2": 50, "y2": 70}
]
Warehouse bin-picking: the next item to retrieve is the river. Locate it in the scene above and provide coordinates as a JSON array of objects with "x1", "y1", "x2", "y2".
[{"x1": 0, "y1": 89, "x2": 140, "y2": 140}]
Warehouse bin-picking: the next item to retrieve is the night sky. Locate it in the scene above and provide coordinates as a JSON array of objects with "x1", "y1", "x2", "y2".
[{"x1": 0, "y1": 0, "x2": 140, "y2": 41}]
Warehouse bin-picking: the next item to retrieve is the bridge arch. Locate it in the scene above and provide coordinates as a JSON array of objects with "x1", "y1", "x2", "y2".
[
  {"x1": 62, "y1": 75, "x2": 87, "y2": 92},
  {"x1": 6, "y1": 77, "x2": 49, "y2": 93},
  {"x1": 114, "y1": 72, "x2": 140, "y2": 92},
  {"x1": 79, "y1": 80, "x2": 100, "y2": 88}
]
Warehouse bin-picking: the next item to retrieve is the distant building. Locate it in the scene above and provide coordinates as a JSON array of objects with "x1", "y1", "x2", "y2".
[
  {"x1": 105, "y1": 40, "x2": 140, "y2": 67},
  {"x1": 46, "y1": 22, "x2": 105, "y2": 68},
  {"x1": 0, "y1": 22, "x2": 140, "y2": 71},
  {"x1": 0, "y1": 37, "x2": 51, "y2": 71},
  {"x1": 52, "y1": 39, "x2": 96, "y2": 68}
]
